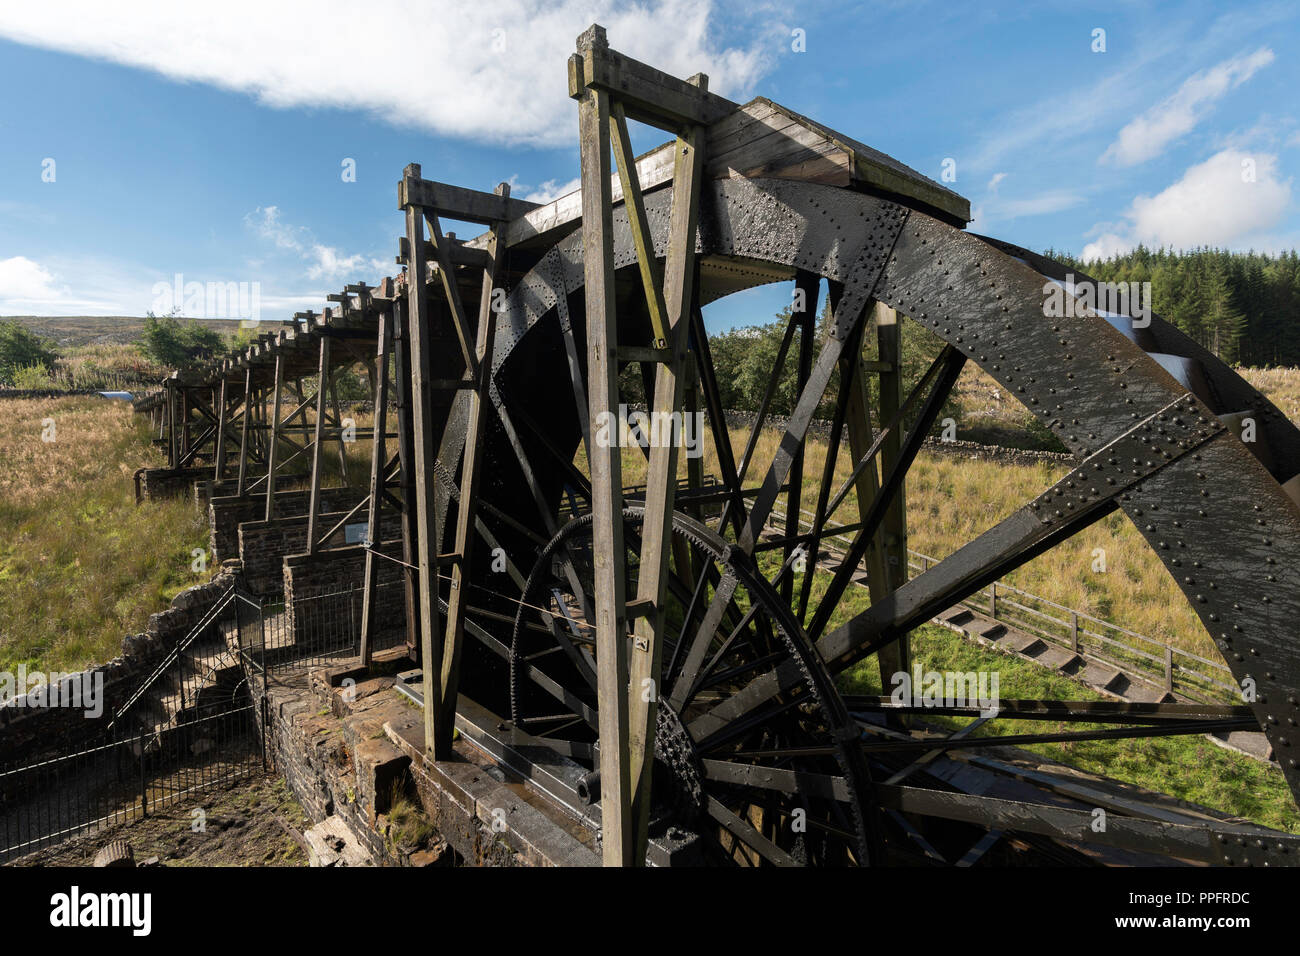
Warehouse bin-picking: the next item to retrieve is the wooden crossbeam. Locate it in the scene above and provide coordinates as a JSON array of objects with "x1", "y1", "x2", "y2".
[
  {"x1": 568, "y1": 24, "x2": 733, "y2": 131},
  {"x1": 572, "y1": 23, "x2": 709, "y2": 866},
  {"x1": 398, "y1": 178, "x2": 538, "y2": 225}
]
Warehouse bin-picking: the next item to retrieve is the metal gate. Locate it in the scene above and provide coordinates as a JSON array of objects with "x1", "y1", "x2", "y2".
[{"x1": 0, "y1": 587, "x2": 268, "y2": 863}]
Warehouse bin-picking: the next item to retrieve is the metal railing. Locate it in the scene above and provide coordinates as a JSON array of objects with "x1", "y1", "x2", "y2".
[
  {"x1": 770, "y1": 505, "x2": 1238, "y2": 704},
  {"x1": 0, "y1": 577, "x2": 409, "y2": 862},
  {"x1": 908, "y1": 552, "x2": 1238, "y2": 703},
  {"x1": 262, "y1": 579, "x2": 407, "y2": 674}
]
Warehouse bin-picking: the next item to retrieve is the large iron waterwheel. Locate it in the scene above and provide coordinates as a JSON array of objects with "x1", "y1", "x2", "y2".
[{"x1": 428, "y1": 175, "x2": 1300, "y2": 865}]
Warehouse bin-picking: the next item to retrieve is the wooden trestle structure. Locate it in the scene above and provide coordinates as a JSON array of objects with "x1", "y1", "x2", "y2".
[{"x1": 135, "y1": 24, "x2": 1300, "y2": 867}]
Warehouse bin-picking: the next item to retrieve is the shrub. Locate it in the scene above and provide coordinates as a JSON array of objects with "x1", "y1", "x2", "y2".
[
  {"x1": 9, "y1": 363, "x2": 55, "y2": 389},
  {"x1": 0, "y1": 320, "x2": 58, "y2": 385},
  {"x1": 138, "y1": 311, "x2": 226, "y2": 369}
]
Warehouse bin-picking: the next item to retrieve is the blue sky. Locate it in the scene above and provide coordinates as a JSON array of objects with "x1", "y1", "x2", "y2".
[{"x1": 0, "y1": 0, "x2": 1297, "y2": 334}]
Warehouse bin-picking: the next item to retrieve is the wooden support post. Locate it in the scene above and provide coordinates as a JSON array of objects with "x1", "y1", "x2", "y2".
[
  {"x1": 403, "y1": 167, "x2": 446, "y2": 761},
  {"x1": 627, "y1": 121, "x2": 705, "y2": 861},
  {"x1": 683, "y1": 358, "x2": 705, "y2": 521},
  {"x1": 392, "y1": 300, "x2": 421, "y2": 657},
  {"x1": 236, "y1": 369, "x2": 253, "y2": 496},
  {"x1": 360, "y1": 310, "x2": 392, "y2": 665},
  {"x1": 874, "y1": 302, "x2": 910, "y2": 682},
  {"x1": 214, "y1": 377, "x2": 230, "y2": 484},
  {"x1": 783, "y1": 271, "x2": 818, "y2": 605},
  {"x1": 305, "y1": 334, "x2": 332, "y2": 554},
  {"x1": 838, "y1": 296, "x2": 896, "y2": 681},
  {"x1": 571, "y1": 21, "x2": 711, "y2": 866},
  {"x1": 167, "y1": 381, "x2": 178, "y2": 468},
  {"x1": 264, "y1": 353, "x2": 285, "y2": 521},
  {"x1": 574, "y1": 40, "x2": 634, "y2": 866},
  {"x1": 437, "y1": 182, "x2": 511, "y2": 754},
  {"x1": 329, "y1": 375, "x2": 350, "y2": 485},
  {"x1": 181, "y1": 387, "x2": 192, "y2": 461}
]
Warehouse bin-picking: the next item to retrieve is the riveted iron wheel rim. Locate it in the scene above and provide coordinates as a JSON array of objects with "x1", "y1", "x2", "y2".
[{"x1": 449, "y1": 176, "x2": 1300, "y2": 843}]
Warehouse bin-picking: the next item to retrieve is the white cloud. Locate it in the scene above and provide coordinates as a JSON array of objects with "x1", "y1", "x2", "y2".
[
  {"x1": 971, "y1": 190, "x2": 1083, "y2": 231},
  {"x1": 986, "y1": 172, "x2": 1007, "y2": 192},
  {"x1": 247, "y1": 206, "x2": 308, "y2": 253},
  {"x1": 1101, "y1": 48, "x2": 1275, "y2": 167},
  {"x1": 0, "y1": 1, "x2": 775, "y2": 148},
  {"x1": 0, "y1": 256, "x2": 60, "y2": 303},
  {"x1": 1079, "y1": 232, "x2": 1135, "y2": 262},
  {"x1": 521, "y1": 177, "x2": 582, "y2": 204},
  {"x1": 245, "y1": 206, "x2": 385, "y2": 283},
  {"x1": 0, "y1": 256, "x2": 155, "y2": 314},
  {"x1": 0, "y1": 251, "x2": 338, "y2": 318},
  {"x1": 306, "y1": 245, "x2": 387, "y2": 282},
  {"x1": 995, "y1": 190, "x2": 1083, "y2": 220},
  {"x1": 1081, "y1": 148, "x2": 1291, "y2": 260}
]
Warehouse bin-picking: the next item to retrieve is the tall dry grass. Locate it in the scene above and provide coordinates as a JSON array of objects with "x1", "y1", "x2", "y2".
[
  {"x1": 596, "y1": 419, "x2": 1211, "y2": 657},
  {"x1": 0, "y1": 397, "x2": 210, "y2": 674},
  {"x1": 1240, "y1": 366, "x2": 1300, "y2": 423}
]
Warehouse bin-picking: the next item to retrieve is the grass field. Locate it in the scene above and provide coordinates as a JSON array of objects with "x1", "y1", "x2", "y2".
[
  {"x1": 4, "y1": 362, "x2": 1293, "y2": 677},
  {"x1": 0, "y1": 396, "x2": 211, "y2": 675},
  {"x1": 839, "y1": 621, "x2": 1300, "y2": 832},
  {"x1": 611, "y1": 424, "x2": 1211, "y2": 658},
  {"x1": 0, "y1": 360, "x2": 1296, "y2": 829},
  {"x1": 2, "y1": 315, "x2": 238, "y2": 348}
]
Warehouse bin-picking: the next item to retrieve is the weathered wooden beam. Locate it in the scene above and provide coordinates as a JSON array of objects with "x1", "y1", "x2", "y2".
[
  {"x1": 626, "y1": 117, "x2": 706, "y2": 861},
  {"x1": 438, "y1": 182, "x2": 512, "y2": 753},
  {"x1": 569, "y1": 24, "x2": 733, "y2": 131},
  {"x1": 397, "y1": 178, "x2": 539, "y2": 225},
  {"x1": 214, "y1": 377, "x2": 232, "y2": 484},
  {"x1": 263, "y1": 353, "x2": 286, "y2": 521},
  {"x1": 360, "y1": 309, "x2": 392, "y2": 665},
  {"x1": 305, "y1": 334, "x2": 331, "y2": 554},
  {"x1": 236, "y1": 372, "x2": 255, "y2": 495},
  {"x1": 403, "y1": 170, "x2": 447, "y2": 761},
  {"x1": 781, "y1": 271, "x2": 818, "y2": 605},
  {"x1": 575, "y1": 73, "x2": 635, "y2": 867},
  {"x1": 873, "y1": 302, "x2": 910, "y2": 683},
  {"x1": 392, "y1": 299, "x2": 421, "y2": 658},
  {"x1": 609, "y1": 101, "x2": 671, "y2": 348}
]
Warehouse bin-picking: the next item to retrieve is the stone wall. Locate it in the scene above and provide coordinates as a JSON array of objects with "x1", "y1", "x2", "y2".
[
  {"x1": 0, "y1": 564, "x2": 241, "y2": 766},
  {"x1": 209, "y1": 487, "x2": 369, "y2": 563},
  {"x1": 237, "y1": 507, "x2": 396, "y2": 597},
  {"x1": 256, "y1": 666, "x2": 448, "y2": 867},
  {"x1": 282, "y1": 531, "x2": 406, "y2": 648},
  {"x1": 135, "y1": 466, "x2": 212, "y2": 502}
]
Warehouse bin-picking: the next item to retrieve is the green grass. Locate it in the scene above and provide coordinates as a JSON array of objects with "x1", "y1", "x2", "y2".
[
  {"x1": 0, "y1": 396, "x2": 212, "y2": 675},
  {"x1": 820, "y1": 574, "x2": 1300, "y2": 833}
]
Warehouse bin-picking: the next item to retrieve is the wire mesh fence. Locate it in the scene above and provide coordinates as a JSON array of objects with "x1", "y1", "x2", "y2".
[
  {"x1": 0, "y1": 577, "x2": 408, "y2": 862},
  {"x1": 0, "y1": 702, "x2": 264, "y2": 864}
]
